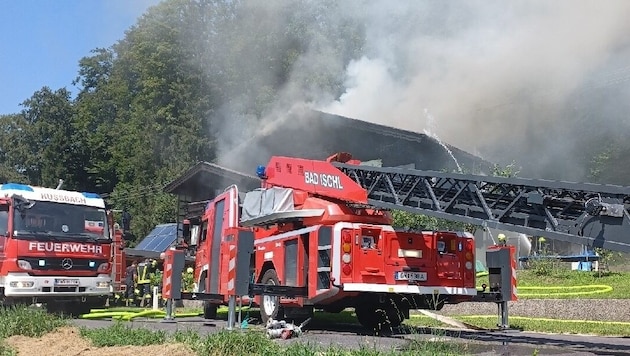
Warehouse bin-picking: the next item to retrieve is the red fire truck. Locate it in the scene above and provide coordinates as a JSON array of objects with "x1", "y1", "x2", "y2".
[
  {"x1": 0, "y1": 183, "x2": 113, "y2": 315},
  {"x1": 181, "y1": 153, "x2": 478, "y2": 329},
  {"x1": 167, "y1": 151, "x2": 630, "y2": 330}
]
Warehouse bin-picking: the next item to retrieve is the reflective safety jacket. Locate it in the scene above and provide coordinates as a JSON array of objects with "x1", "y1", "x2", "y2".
[{"x1": 137, "y1": 262, "x2": 151, "y2": 284}]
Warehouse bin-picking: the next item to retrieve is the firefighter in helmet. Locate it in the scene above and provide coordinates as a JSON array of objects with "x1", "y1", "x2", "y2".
[
  {"x1": 497, "y1": 233, "x2": 507, "y2": 246},
  {"x1": 123, "y1": 260, "x2": 138, "y2": 306},
  {"x1": 136, "y1": 258, "x2": 153, "y2": 307}
]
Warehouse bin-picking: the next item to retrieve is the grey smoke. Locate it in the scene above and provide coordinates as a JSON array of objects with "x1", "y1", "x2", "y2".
[{"x1": 194, "y1": 0, "x2": 630, "y2": 183}]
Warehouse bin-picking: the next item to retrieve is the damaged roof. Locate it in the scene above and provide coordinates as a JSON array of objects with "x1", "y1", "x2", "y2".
[
  {"x1": 219, "y1": 110, "x2": 492, "y2": 174},
  {"x1": 164, "y1": 110, "x2": 491, "y2": 202}
]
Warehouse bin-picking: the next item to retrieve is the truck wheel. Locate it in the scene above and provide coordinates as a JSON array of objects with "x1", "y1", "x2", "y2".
[
  {"x1": 355, "y1": 304, "x2": 384, "y2": 331},
  {"x1": 75, "y1": 303, "x2": 93, "y2": 317},
  {"x1": 355, "y1": 304, "x2": 403, "y2": 331},
  {"x1": 260, "y1": 269, "x2": 283, "y2": 324},
  {"x1": 203, "y1": 301, "x2": 218, "y2": 319},
  {"x1": 385, "y1": 306, "x2": 405, "y2": 328}
]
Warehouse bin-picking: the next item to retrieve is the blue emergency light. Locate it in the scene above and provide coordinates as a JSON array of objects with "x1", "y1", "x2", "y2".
[
  {"x1": 0, "y1": 183, "x2": 34, "y2": 192},
  {"x1": 256, "y1": 165, "x2": 267, "y2": 179},
  {"x1": 82, "y1": 192, "x2": 101, "y2": 199},
  {"x1": 89, "y1": 261, "x2": 96, "y2": 268}
]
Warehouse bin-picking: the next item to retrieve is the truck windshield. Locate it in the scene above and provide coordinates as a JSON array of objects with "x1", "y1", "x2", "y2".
[{"x1": 12, "y1": 201, "x2": 110, "y2": 241}]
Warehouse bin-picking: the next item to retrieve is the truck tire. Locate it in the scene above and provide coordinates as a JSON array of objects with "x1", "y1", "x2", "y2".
[
  {"x1": 203, "y1": 301, "x2": 218, "y2": 319},
  {"x1": 355, "y1": 304, "x2": 383, "y2": 331},
  {"x1": 355, "y1": 304, "x2": 403, "y2": 332},
  {"x1": 385, "y1": 306, "x2": 405, "y2": 328},
  {"x1": 259, "y1": 269, "x2": 283, "y2": 324}
]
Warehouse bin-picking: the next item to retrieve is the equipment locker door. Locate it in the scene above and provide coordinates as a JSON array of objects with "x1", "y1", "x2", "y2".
[{"x1": 207, "y1": 186, "x2": 240, "y2": 295}]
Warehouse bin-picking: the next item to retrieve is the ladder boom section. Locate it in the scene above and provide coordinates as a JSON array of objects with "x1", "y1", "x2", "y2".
[
  {"x1": 333, "y1": 162, "x2": 630, "y2": 253},
  {"x1": 264, "y1": 156, "x2": 368, "y2": 204}
]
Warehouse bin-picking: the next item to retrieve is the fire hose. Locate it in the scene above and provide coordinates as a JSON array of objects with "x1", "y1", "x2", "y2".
[
  {"x1": 517, "y1": 284, "x2": 613, "y2": 297},
  {"x1": 475, "y1": 271, "x2": 613, "y2": 296},
  {"x1": 80, "y1": 308, "x2": 201, "y2": 320}
]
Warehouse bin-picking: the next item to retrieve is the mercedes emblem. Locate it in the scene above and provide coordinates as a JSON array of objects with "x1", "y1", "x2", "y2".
[{"x1": 61, "y1": 258, "x2": 73, "y2": 270}]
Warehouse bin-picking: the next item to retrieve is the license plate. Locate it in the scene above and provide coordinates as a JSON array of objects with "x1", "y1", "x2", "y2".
[
  {"x1": 54, "y1": 279, "x2": 79, "y2": 286},
  {"x1": 394, "y1": 271, "x2": 427, "y2": 282}
]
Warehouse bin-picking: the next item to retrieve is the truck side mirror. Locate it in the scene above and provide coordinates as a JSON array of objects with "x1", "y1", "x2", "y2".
[
  {"x1": 182, "y1": 219, "x2": 191, "y2": 240},
  {"x1": 121, "y1": 211, "x2": 131, "y2": 232}
]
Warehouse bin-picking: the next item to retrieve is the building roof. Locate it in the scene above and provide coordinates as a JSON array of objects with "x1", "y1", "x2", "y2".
[
  {"x1": 163, "y1": 110, "x2": 492, "y2": 203},
  {"x1": 219, "y1": 110, "x2": 492, "y2": 174},
  {"x1": 163, "y1": 161, "x2": 260, "y2": 200}
]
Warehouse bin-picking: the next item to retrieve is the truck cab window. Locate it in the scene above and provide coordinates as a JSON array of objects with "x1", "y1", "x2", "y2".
[
  {"x1": 0, "y1": 205, "x2": 8, "y2": 235},
  {"x1": 361, "y1": 236, "x2": 376, "y2": 249},
  {"x1": 200, "y1": 221, "x2": 208, "y2": 242}
]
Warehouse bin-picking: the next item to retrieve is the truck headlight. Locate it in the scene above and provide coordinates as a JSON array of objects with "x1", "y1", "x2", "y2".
[
  {"x1": 96, "y1": 281, "x2": 110, "y2": 288},
  {"x1": 9, "y1": 281, "x2": 34, "y2": 288},
  {"x1": 17, "y1": 260, "x2": 32, "y2": 270}
]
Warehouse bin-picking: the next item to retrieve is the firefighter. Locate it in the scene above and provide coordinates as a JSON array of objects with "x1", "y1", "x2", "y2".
[
  {"x1": 497, "y1": 233, "x2": 507, "y2": 246},
  {"x1": 123, "y1": 260, "x2": 138, "y2": 306},
  {"x1": 136, "y1": 258, "x2": 153, "y2": 307}
]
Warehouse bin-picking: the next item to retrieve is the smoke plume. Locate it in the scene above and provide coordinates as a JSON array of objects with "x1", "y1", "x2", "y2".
[{"x1": 203, "y1": 0, "x2": 630, "y2": 182}]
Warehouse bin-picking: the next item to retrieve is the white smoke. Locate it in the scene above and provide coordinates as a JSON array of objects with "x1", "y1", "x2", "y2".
[
  {"x1": 322, "y1": 0, "x2": 630, "y2": 180},
  {"x1": 186, "y1": 0, "x2": 630, "y2": 181}
]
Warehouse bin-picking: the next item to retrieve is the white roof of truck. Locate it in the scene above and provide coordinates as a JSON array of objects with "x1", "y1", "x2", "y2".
[{"x1": 0, "y1": 183, "x2": 105, "y2": 208}]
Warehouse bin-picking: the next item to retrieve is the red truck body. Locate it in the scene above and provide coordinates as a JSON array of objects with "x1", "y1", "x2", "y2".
[
  {"x1": 188, "y1": 153, "x2": 477, "y2": 328},
  {"x1": 0, "y1": 183, "x2": 113, "y2": 314}
]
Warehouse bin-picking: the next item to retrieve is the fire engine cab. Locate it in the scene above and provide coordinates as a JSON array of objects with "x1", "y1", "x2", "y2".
[{"x1": 0, "y1": 183, "x2": 113, "y2": 314}]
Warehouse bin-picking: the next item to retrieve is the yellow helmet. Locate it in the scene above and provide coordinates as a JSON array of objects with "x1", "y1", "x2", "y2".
[{"x1": 497, "y1": 233, "x2": 507, "y2": 241}]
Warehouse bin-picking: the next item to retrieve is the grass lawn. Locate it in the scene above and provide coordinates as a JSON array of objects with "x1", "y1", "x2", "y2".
[{"x1": 476, "y1": 269, "x2": 630, "y2": 299}]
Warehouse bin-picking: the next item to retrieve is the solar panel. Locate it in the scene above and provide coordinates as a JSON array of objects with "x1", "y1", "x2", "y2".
[{"x1": 134, "y1": 223, "x2": 178, "y2": 253}]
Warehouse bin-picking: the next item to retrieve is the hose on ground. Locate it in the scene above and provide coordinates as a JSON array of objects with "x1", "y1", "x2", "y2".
[
  {"x1": 79, "y1": 308, "x2": 202, "y2": 320},
  {"x1": 475, "y1": 271, "x2": 613, "y2": 296}
]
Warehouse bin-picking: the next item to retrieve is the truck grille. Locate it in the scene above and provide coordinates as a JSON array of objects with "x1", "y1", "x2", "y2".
[{"x1": 19, "y1": 257, "x2": 107, "y2": 271}]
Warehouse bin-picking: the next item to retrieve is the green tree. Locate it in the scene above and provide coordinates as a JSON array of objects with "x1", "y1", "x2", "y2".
[
  {"x1": 19, "y1": 87, "x2": 79, "y2": 188},
  {"x1": 0, "y1": 114, "x2": 30, "y2": 183}
]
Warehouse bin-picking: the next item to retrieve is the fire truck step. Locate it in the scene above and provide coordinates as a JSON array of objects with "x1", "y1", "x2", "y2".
[{"x1": 249, "y1": 284, "x2": 308, "y2": 298}]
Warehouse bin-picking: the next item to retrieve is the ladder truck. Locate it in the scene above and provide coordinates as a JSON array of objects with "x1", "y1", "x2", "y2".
[{"x1": 164, "y1": 152, "x2": 630, "y2": 330}]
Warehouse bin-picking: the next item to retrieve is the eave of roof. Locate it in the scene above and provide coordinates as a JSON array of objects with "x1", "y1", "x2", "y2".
[{"x1": 163, "y1": 161, "x2": 259, "y2": 196}]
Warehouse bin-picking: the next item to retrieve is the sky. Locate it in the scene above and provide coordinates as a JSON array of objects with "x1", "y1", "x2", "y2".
[{"x1": 0, "y1": 0, "x2": 162, "y2": 115}]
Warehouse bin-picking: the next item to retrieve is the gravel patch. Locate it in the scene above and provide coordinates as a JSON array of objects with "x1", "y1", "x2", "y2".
[{"x1": 435, "y1": 299, "x2": 630, "y2": 322}]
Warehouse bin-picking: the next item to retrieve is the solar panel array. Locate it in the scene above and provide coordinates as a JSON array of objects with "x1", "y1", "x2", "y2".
[{"x1": 134, "y1": 223, "x2": 178, "y2": 253}]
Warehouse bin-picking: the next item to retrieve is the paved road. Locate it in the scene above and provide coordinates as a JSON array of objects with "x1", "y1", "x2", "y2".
[{"x1": 72, "y1": 316, "x2": 630, "y2": 355}]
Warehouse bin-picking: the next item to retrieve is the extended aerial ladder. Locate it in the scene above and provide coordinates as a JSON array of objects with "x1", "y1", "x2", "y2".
[{"x1": 328, "y1": 153, "x2": 630, "y2": 254}]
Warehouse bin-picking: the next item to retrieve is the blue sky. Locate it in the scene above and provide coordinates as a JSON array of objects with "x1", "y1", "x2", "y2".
[{"x1": 0, "y1": 0, "x2": 162, "y2": 115}]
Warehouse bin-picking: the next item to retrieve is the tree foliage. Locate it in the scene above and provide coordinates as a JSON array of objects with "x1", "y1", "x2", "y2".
[
  {"x1": 0, "y1": 0, "x2": 365, "y2": 242},
  {"x1": 0, "y1": 0, "x2": 626, "y2": 242}
]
